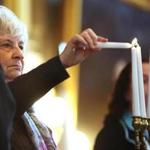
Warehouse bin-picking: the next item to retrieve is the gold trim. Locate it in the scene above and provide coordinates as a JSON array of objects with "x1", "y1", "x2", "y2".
[{"x1": 122, "y1": 0, "x2": 150, "y2": 11}]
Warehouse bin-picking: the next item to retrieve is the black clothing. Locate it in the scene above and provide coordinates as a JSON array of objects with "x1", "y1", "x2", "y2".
[
  {"x1": 94, "y1": 114, "x2": 135, "y2": 150},
  {"x1": 0, "y1": 67, "x2": 16, "y2": 150}
]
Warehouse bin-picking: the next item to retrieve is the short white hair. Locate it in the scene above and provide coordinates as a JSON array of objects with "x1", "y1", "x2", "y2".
[{"x1": 0, "y1": 6, "x2": 28, "y2": 49}]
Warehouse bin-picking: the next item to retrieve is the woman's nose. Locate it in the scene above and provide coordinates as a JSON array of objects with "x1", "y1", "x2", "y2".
[{"x1": 13, "y1": 46, "x2": 24, "y2": 59}]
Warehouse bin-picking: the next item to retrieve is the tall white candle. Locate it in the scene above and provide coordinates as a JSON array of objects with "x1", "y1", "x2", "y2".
[
  {"x1": 147, "y1": 55, "x2": 150, "y2": 118},
  {"x1": 97, "y1": 42, "x2": 132, "y2": 49},
  {"x1": 131, "y1": 38, "x2": 141, "y2": 117},
  {"x1": 136, "y1": 41, "x2": 147, "y2": 118}
]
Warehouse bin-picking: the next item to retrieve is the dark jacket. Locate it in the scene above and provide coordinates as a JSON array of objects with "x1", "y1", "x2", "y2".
[
  {"x1": 94, "y1": 114, "x2": 135, "y2": 150},
  {"x1": 0, "y1": 66, "x2": 16, "y2": 150},
  {"x1": 8, "y1": 56, "x2": 69, "y2": 150}
]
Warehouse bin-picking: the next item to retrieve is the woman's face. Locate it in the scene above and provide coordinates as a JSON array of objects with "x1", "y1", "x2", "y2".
[{"x1": 0, "y1": 34, "x2": 24, "y2": 82}]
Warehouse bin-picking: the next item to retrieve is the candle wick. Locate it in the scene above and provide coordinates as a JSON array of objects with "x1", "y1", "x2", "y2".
[
  {"x1": 134, "y1": 44, "x2": 138, "y2": 48},
  {"x1": 131, "y1": 38, "x2": 139, "y2": 49},
  {"x1": 132, "y1": 43, "x2": 139, "y2": 49}
]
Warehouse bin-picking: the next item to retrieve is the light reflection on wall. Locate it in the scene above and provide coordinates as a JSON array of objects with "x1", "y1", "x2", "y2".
[
  {"x1": 23, "y1": 51, "x2": 44, "y2": 73},
  {"x1": 33, "y1": 91, "x2": 66, "y2": 144},
  {"x1": 58, "y1": 42, "x2": 66, "y2": 54},
  {"x1": 66, "y1": 130, "x2": 90, "y2": 150},
  {"x1": 32, "y1": 91, "x2": 90, "y2": 150}
]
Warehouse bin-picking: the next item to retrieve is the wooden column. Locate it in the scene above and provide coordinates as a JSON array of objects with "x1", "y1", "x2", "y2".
[{"x1": 59, "y1": 0, "x2": 83, "y2": 128}]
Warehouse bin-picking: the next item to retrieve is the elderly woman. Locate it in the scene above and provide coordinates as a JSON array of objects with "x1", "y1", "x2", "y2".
[{"x1": 0, "y1": 5, "x2": 107, "y2": 150}]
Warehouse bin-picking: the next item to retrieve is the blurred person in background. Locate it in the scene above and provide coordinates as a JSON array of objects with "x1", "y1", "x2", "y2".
[{"x1": 94, "y1": 59, "x2": 149, "y2": 150}]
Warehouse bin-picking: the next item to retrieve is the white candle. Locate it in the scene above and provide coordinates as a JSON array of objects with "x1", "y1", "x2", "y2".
[
  {"x1": 131, "y1": 38, "x2": 141, "y2": 117},
  {"x1": 136, "y1": 41, "x2": 147, "y2": 118},
  {"x1": 97, "y1": 42, "x2": 132, "y2": 49},
  {"x1": 147, "y1": 55, "x2": 150, "y2": 118}
]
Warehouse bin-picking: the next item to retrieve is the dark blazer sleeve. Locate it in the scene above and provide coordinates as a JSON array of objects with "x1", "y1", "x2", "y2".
[
  {"x1": 0, "y1": 66, "x2": 16, "y2": 150},
  {"x1": 8, "y1": 56, "x2": 69, "y2": 117}
]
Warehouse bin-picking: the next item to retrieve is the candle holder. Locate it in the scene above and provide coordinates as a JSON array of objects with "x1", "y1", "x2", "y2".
[
  {"x1": 147, "y1": 118, "x2": 150, "y2": 130},
  {"x1": 132, "y1": 116, "x2": 142, "y2": 150},
  {"x1": 133, "y1": 117, "x2": 150, "y2": 150},
  {"x1": 140, "y1": 118, "x2": 149, "y2": 150},
  {"x1": 147, "y1": 118, "x2": 150, "y2": 143}
]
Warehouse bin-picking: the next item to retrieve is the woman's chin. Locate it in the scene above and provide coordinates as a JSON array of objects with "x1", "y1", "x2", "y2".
[{"x1": 6, "y1": 72, "x2": 22, "y2": 81}]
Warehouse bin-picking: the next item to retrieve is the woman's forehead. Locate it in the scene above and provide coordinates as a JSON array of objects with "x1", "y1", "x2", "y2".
[{"x1": 0, "y1": 34, "x2": 23, "y2": 43}]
